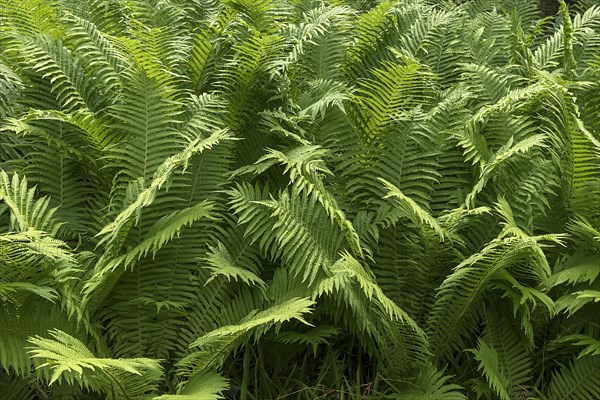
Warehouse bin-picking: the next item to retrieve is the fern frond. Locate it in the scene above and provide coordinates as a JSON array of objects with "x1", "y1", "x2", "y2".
[
  {"x1": 28, "y1": 329, "x2": 163, "y2": 398},
  {"x1": 387, "y1": 364, "x2": 467, "y2": 400},
  {"x1": 468, "y1": 314, "x2": 533, "y2": 400},
  {"x1": 0, "y1": 170, "x2": 61, "y2": 234},
  {"x1": 346, "y1": 1, "x2": 423, "y2": 79},
  {"x1": 465, "y1": 134, "x2": 547, "y2": 207},
  {"x1": 0, "y1": 0, "x2": 58, "y2": 37},
  {"x1": 275, "y1": 325, "x2": 340, "y2": 355},
  {"x1": 217, "y1": 31, "x2": 284, "y2": 134},
  {"x1": 556, "y1": 334, "x2": 600, "y2": 358},
  {"x1": 204, "y1": 241, "x2": 266, "y2": 287},
  {"x1": 380, "y1": 178, "x2": 447, "y2": 240},
  {"x1": 185, "y1": 29, "x2": 221, "y2": 93},
  {"x1": 0, "y1": 60, "x2": 22, "y2": 119},
  {"x1": 555, "y1": 290, "x2": 600, "y2": 316},
  {"x1": 550, "y1": 259, "x2": 600, "y2": 287},
  {"x1": 546, "y1": 355, "x2": 600, "y2": 400},
  {"x1": 275, "y1": 5, "x2": 353, "y2": 81},
  {"x1": 97, "y1": 129, "x2": 231, "y2": 248},
  {"x1": 353, "y1": 59, "x2": 435, "y2": 140},
  {"x1": 178, "y1": 297, "x2": 314, "y2": 377},
  {"x1": 0, "y1": 300, "x2": 79, "y2": 376},
  {"x1": 154, "y1": 371, "x2": 229, "y2": 400},
  {"x1": 62, "y1": 12, "x2": 128, "y2": 97},
  {"x1": 17, "y1": 34, "x2": 105, "y2": 112},
  {"x1": 256, "y1": 189, "x2": 346, "y2": 284},
  {"x1": 0, "y1": 373, "x2": 36, "y2": 400},
  {"x1": 428, "y1": 234, "x2": 558, "y2": 356},
  {"x1": 235, "y1": 144, "x2": 362, "y2": 254},
  {"x1": 470, "y1": 339, "x2": 511, "y2": 400},
  {"x1": 107, "y1": 69, "x2": 185, "y2": 186},
  {"x1": 101, "y1": 200, "x2": 216, "y2": 272},
  {"x1": 330, "y1": 252, "x2": 422, "y2": 332}
]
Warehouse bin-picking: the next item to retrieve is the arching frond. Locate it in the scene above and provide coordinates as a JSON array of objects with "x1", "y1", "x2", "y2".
[
  {"x1": 428, "y1": 234, "x2": 560, "y2": 357},
  {"x1": 28, "y1": 329, "x2": 163, "y2": 399},
  {"x1": 177, "y1": 297, "x2": 314, "y2": 377}
]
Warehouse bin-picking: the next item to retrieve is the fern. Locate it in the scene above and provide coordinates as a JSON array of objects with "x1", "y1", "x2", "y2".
[
  {"x1": 1, "y1": 1, "x2": 600, "y2": 398},
  {"x1": 154, "y1": 371, "x2": 229, "y2": 400},
  {"x1": 177, "y1": 297, "x2": 314, "y2": 377},
  {"x1": 28, "y1": 329, "x2": 163, "y2": 399},
  {"x1": 547, "y1": 355, "x2": 600, "y2": 400}
]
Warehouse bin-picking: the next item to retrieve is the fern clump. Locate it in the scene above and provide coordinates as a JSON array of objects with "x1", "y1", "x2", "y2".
[{"x1": 1, "y1": 0, "x2": 599, "y2": 398}]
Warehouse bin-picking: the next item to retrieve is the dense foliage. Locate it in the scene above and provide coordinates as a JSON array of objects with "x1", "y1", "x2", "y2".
[{"x1": 1, "y1": 0, "x2": 599, "y2": 398}]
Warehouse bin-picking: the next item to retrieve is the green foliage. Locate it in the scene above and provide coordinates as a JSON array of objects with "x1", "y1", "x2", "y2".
[{"x1": 1, "y1": 0, "x2": 599, "y2": 398}]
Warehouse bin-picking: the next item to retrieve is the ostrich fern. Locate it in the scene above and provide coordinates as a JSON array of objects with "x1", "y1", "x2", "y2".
[{"x1": 0, "y1": 0, "x2": 599, "y2": 399}]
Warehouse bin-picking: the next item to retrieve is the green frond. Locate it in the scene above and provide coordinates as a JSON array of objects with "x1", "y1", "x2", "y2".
[
  {"x1": 460, "y1": 64, "x2": 518, "y2": 104},
  {"x1": 97, "y1": 129, "x2": 231, "y2": 248},
  {"x1": 217, "y1": 31, "x2": 284, "y2": 133},
  {"x1": 275, "y1": 325, "x2": 340, "y2": 355},
  {"x1": 566, "y1": 115, "x2": 600, "y2": 221},
  {"x1": 328, "y1": 251, "x2": 430, "y2": 373},
  {"x1": 555, "y1": 290, "x2": 600, "y2": 316},
  {"x1": 556, "y1": 334, "x2": 600, "y2": 358},
  {"x1": 154, "y1": 371, "x2": 229, "y2": 400},
  {"x1": 397, "y1": 7, "x2": 450, "y2": 56},
  {"x1": 346, "y1": 1, "x2": 423, "y2": 79},
  {"x1": 204, "y1": 241, "x2": 266, "y2": 287},
  {"x1": 224, "y1": 0, "x2": 291, "y2": 33},
  {"x1": 0, "y1": 0, "x2": 58, "y2": 37},
  {"x1": 0, "y1": 300, "x2": 84, "y2": 377},
  {"x1": 15, "y1": 108, "x2": 115, "y2": 152},
  {"x1": 470, "y1": 339, "x2": 511, "y2": 400},
  {"x1": 0, "y1": 372, "x2": 36, "y2": 400},
  {"x1": 276, "y1": 5, "x2": 353, "y2": 82},
  {"x1": 101, "y1": 200, "x2": 216, "y2": 272},
  {"x1": 235, "y1": 144, "x2": 362, "y2": 254},
  {"x1": 352, "y1": 59, "x2": 436, "y2": 140},
  {"x1": 380, "y1": 178, "x2": 447, "y2": 240},
  {"x1": 225, "y1": 182, "x2": 276, "y2": 250},
  {"x1": 533, "y1": 3, "x2": 600, "y2": 73},
  {"x1": 465, "y1": 133, "x2": 548, "y2": 207},
  {"x1": 17, "y1": 34, "x2": 106, "y2": 112},
  {"x1": 386, "y1": 364, "x2": 467, "y2": 400},
  {"x1": 107, "y1": 69, "x2": 185, "y2": 186},
  {"x1": 0, "y1": 60, "x2": 22, "y2": 119},
  {"x1": 0, "y1": 116, "x2": 108, "y2": 237},
  {"x1": 495, "y1": 196, "x2": 529, "y2": 238},
  {"x1": 175, "y1": 270, "x2": 261, "y2": 363},
  {"x1": 330, "y1": 252, "x2": 422, "y2": 332},
  {"x1": 550, "y1": 258, "x2": 600, "y2": 287},
  {"x1": 468, "y1": 314, "x2": 533, "y2": 400},
  {"x1": 0, "y1": 282, "x2": 56, "y2": 304},
  {"x1": 570, "y1": 4, "x2": 600, "y2": 69},
  {"x1": 343, "y1": 107, "x2": 443, "y2": 209},
  {"x1": 28, "y1": 329, "x2": 163, "y2": 398},
  {"x1": 0, "y1": 170, "x2": 61, "y2": 234},
  {"x1": 428, "y1": 234, "x2": 558, "y2": 356},
  {"x1": 62, "y1": 12, "x2": 128, "y2": 94},
  {"x1": 546, "y1": 355, "x2": 600, "y2": 400},
  {"x1": 493, "y1": 158, "x2": 559, "y2": 232},
  {"x1": 178, "y1": 297, "x2": 314, "y2": 377},
  {"x1": 257, "y1": 189, "x2": 346, "y2": 284},
  {"x1": 297, "y1": 79, "x2": 353, "y2": 121}
]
